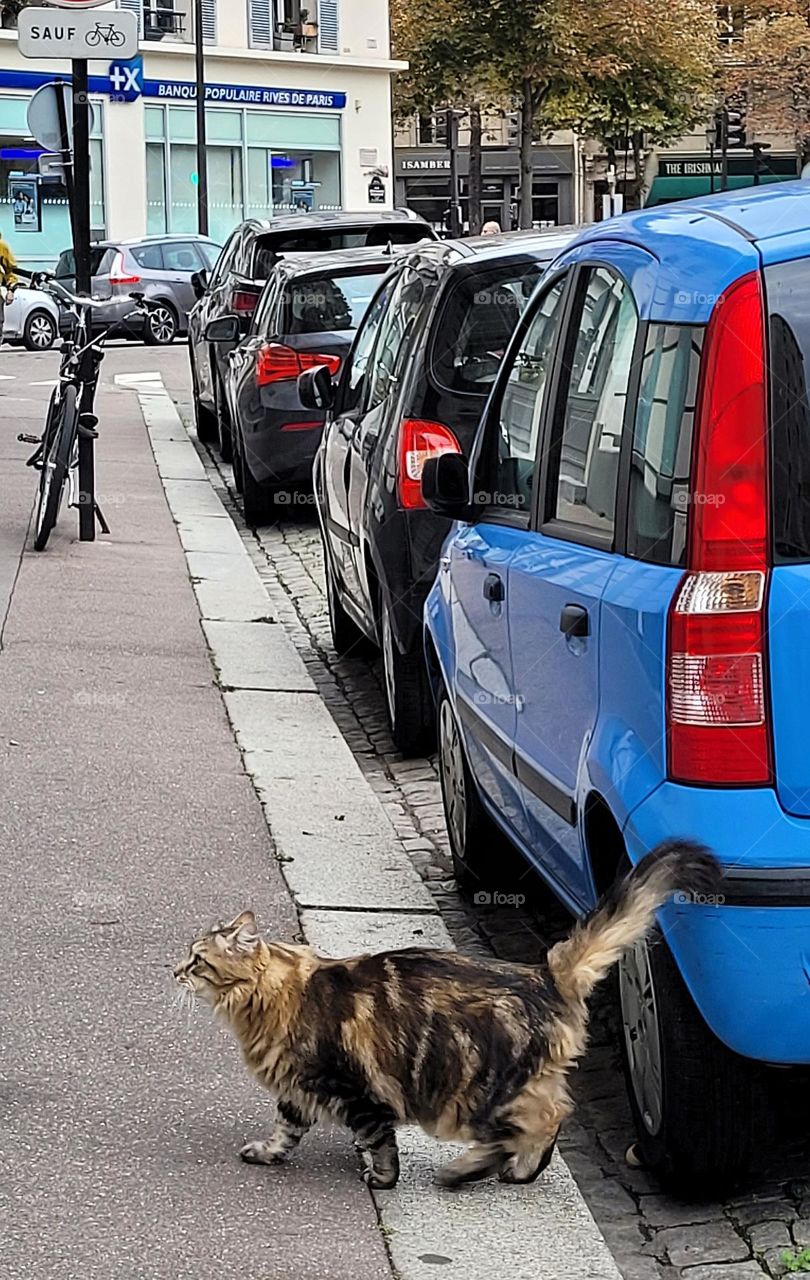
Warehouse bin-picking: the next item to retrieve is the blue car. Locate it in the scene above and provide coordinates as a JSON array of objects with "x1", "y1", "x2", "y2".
[{"x1": 423, "y1": 181, "x2": 810, "y2": 1194}]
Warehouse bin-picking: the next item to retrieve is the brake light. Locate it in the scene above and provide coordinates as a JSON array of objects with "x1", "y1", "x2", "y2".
[
  {"x1": 233, "y1": 290, "x2": 259, "y2": 313},
  {"x1": 255, "y1": 342, "x2": 341, "y2": 388},
  {"x1": 109, "y1": 251, "x2": 140, "y2": 287},
  {"x1": 667, "y1": 272, "x2": 772, "y2": 785},
  {"x1": 397, "y1": 418, "x2": 462, "y2": 510}
]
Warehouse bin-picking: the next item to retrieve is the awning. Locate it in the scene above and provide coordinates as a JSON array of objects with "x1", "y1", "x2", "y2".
[{"x1": 645, "y1": 171, "x2": 794, "y2": 206}]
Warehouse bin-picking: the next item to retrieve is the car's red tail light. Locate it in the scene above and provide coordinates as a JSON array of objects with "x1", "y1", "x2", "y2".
[
  {"x1": 667, "y1": 272, "x2": 772, "y2": 785},
  {"x1": 233, "y1": 290, "x2": 259, "y2": 313},
  {"x1": 255, "y1": 342, "x2": 341, "y2": 388},
  {"x1": 109, "y1": 251, "x2": 140, "y2": 287},
  {"x1": 397, "y1": 419, "x2": 462, "y2": 510}
]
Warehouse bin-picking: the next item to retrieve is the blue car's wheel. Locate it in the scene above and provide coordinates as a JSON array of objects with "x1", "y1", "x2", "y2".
[
  {"x1": 437, "y1": 686, "x2": 512, "y2": 893},
  {"x1": 618, "y1": 918, "x2": 772, "y2": 1196}
]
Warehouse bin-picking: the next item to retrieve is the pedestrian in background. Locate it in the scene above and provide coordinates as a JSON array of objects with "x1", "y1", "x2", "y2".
[
  {"x1": 481, "y1": 220, "x2": 502, "y2": 235},
  {"x1": 0, "y1": 230, "x2": 19, "y2": 341}
]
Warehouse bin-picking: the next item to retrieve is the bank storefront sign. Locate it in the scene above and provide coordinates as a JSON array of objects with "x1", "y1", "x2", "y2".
[{"x1": 0, "y1": 67, "x2": 346, "y2": 111}]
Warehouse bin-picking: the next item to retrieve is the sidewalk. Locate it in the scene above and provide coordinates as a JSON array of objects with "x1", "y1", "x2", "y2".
[{"x1": 0, "y1": 363, "x2": 391, "y2": 1279}]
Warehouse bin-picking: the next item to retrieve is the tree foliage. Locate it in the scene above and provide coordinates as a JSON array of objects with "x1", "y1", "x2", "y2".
[
  {"x1": 392, "y1": 0, "x2": 717, "y2": 223},
  {"x1": 719, "y1": 0, "x2": 810, "y2": 152}
]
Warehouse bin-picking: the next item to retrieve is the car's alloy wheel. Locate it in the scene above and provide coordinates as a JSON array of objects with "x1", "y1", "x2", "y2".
[
  {"x1": 144, "y1": 303, "x2": 177, "y2": 345},
  {"x1": 618, "y1": 938, "x2": 664, "y2": 1136},
  {"x1": 24, "y1": 310, "x2": 57, "y2": 351},
  {"x1": 438, "y1": 695, "x2": 467, "y2": 855},
  {"x1": 616, "y1": 910, "x2": 773, "y2": 1195}
]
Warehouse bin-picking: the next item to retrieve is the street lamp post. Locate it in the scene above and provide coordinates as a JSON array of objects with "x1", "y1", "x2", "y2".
[{"x1": 195, "y1": 0, "x2": 209, "y2": 237}]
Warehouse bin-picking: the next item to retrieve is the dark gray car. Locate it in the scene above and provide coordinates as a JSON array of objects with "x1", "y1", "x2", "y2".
[{"x1": 54, "y1": 234, "x2": 222, "y2": 344}]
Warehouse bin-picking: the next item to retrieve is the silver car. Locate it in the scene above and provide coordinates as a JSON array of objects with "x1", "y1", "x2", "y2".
[
  {"x1": 3, "y1": 286, "x2": 59, "y2": 350},
  {"x1": 53, "y1": 234, "x2": 222, "y2": 345}
]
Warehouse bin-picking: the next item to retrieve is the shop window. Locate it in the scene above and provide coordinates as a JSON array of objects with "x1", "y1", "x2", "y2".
[
  {"x1": 417, "y1": 115, "x2": 448, "y2": 146},
  {"x1": 532, "y1": 181, "x2": 559, "y2": 227}
]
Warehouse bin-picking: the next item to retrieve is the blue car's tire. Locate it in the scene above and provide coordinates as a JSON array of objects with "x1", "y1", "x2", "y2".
[{"x1": 618, "y1": 918, "x2": 772, "y2": 1196}]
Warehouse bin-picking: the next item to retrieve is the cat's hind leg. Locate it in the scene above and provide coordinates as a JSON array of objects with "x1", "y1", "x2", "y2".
[{"x1": 240, "y1": 1101, "x2": 312, "y2": 1166}]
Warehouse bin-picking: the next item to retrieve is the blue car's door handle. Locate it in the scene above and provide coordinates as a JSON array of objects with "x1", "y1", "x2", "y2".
[
  {"x1": 560, "y1": 603, "x2": 590, "y2": 638},
  {"x1": 483, "y1": 573, "x2": 505, "y2": 603}
]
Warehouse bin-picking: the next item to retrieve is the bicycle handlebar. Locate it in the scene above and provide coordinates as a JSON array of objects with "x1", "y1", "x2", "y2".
[{"x1": 30, "y1": 274, "x2": 160, "y2": 313}]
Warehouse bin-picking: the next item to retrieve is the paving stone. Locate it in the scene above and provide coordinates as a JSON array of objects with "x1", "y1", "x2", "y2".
[
  {"x1": 640, "y1": 1196, "x2": 726, "y2": 1230},
  {"x1": 749, "y1": 1223, "x2": 794, "y2": 1256},
  {"x1": 680, "y1": 1266, "x2": 769, "y2": 1280},
  {"x1": 654, "y1": 1224, "x2": 751, "y2": 1268}
]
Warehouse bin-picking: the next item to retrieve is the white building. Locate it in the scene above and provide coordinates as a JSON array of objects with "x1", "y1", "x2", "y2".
[{"x1": 0, "y1": 0, "x2": 402, "y2": 264}]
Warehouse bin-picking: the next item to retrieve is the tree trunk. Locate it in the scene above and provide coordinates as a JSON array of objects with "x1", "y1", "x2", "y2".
[
  {"x1": 519, "y1": 77, "x2": 534, "y2": 229},
  {"x1": 468, "y1": 104, "x2": 483, "y2": 235}
]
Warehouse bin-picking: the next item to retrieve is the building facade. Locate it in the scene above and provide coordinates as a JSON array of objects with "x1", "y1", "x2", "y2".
[
  {"x1": 0, "y1": 0, "x2": 402, "y2": 264},
  {"x1": 394, "y1": 114, "x2": 578, "y2": 231}
]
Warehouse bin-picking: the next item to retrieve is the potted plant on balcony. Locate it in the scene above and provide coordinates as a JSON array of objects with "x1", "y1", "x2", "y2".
[{"x1": 300, "y1": 8, "x2": 318, "y2": 37}]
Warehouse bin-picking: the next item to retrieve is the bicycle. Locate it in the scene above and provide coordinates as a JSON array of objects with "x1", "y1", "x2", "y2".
[
  {"x1": 18, "y1": 278, "x2": 157, "y2": 552},
  {"x1": 85, "y1": 23, "x2": 126, "y2": 48}
]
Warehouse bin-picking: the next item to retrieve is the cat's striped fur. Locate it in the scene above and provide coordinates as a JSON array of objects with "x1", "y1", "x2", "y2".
[{"x1": 175, "y1": 840, "x2": 719, "y2": 1188}]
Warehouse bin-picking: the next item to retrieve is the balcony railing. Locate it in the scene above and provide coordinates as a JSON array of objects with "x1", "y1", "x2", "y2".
[{"x1": 143, "y1": 1, "x2": 193, "y2": 44}]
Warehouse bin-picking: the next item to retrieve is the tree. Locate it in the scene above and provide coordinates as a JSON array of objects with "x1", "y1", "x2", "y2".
[
  {"x1": 561, "y1": 0, "x2": 716, "y2": 205},
  {"x1": 719, "y1": 1, "x2": 810, "y2": 161},
  {"x1": 391, "y1": 0, "x2": 503, "y2": 233}
]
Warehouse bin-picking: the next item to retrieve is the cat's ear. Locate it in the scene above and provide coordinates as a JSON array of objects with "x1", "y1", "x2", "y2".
[{"x1": 223, "y1": 910, "x2": 260, "y2": 953}]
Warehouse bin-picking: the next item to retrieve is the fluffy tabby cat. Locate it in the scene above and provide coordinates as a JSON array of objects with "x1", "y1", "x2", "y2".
[{"x1": 175, "y1": 840, "x2": 718, "y2": 1189}]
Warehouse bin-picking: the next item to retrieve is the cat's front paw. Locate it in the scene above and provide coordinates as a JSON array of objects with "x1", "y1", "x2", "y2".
[
  {"x1": 362, "y1": 1167, "x2": 399, "y2": 1191},
  {"x1": 240, "y1": 1140, "x2": 286, "y2": 1166}
]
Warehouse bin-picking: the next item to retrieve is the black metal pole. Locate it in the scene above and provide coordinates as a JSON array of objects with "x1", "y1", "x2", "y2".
[
  {"x1": 709, "y1": 141, "x2": 715, "y2": 195},
  {"x1": 720, "y1": 108, "x2": 729, "y2": 192},
  {"x1": 72, "y1": 58, "x2": 95, "y2": 542},
  {"x1": 752, "y1": 143, "x2": 761, "y2": 186},
  {"x1": 195, "y1": 0, "x2": 209, "y2": 236},
  {"x1": 447, "y1": 109, "x2": 460, "y2": 237}
]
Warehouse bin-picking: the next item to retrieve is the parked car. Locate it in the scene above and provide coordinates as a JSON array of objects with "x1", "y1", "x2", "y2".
[
  {"x1": 53, "y1": 235, "x2": 222, "y2": 344},
  {"x1": 308, "y1": 228, "x2": 576, "y2": 754},
  {"x1": 187, "y1": 210, "x2": 436, "y2": 461},
  {"x1": 422, "y1": 182, "x2": 810, "y2": 1194},
  {"x1": 206, "y1": 247, "x2": 399, "y2": 525},
  {"x1": 3, "y1": 285, "x2": 59, "y2": 350}
]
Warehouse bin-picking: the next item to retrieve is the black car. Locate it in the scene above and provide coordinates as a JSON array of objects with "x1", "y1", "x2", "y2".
[
  {"x1": 206, "y1": 247, "x2": 398, "y2": 525},
  {"x1": 187, "y1": 211, "x2": 436, "y2": 461},
  {"x1": 306, "y1": 228, "x2": 576, "y2": 755}
]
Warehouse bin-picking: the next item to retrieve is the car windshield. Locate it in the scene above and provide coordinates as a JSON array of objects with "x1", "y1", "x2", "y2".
[
  {"x1": 429, "y1": 260, "x2": 548, "y2": 394},
  {"x1": 251, "y1": 225, "x2": 428, "y2": 278},
  {"x1": 285, "y1": 270, "x2": 388, "y2": 334}
]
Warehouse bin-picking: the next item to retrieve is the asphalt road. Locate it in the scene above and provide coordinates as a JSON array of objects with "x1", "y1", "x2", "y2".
[{"x1": 0, "y1": 343, "x2": 392, "y2": 1280}]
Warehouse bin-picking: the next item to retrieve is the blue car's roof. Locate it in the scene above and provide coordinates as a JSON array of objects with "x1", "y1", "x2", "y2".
[{"x1": 559, "y1": 179, "x2": 810, "y2": 323}]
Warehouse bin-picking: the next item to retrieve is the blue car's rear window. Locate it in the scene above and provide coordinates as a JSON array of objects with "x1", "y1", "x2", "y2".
[
  {"x1": 626, "y1": 324, "x2": 703, "y2": 567},
  {"x1": 765, "y1": 259, "x2": 810, "y2": 562}
]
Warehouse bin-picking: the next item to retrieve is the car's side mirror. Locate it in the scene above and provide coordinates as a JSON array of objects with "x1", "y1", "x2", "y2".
[
  {"x1": 205, "y1": 314, "x2": 240, "y2": 342},
  {"x1": 421, "y1": 453, "x2": 471, "y2": 520},
  {"x1": 191, "y1": 270, "x2": 208, "y2": 300},
  {"x1": 299, "y1": 363, "x2": 335, "y2": 411}
]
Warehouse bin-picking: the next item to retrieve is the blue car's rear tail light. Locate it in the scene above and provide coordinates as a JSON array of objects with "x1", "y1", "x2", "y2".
[{"x1": 667, "y1": 272, "x2": 772, "y2": 786}]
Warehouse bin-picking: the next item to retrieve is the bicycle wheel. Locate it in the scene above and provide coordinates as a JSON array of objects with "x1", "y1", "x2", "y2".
[{"x1": 34, "y1": 384, "x2": 79, "y2": 552}]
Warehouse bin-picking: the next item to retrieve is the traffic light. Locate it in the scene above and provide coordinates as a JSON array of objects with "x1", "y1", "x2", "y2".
[{"x1": 725, "y1": 102, "x2": 747, "y2": 149}]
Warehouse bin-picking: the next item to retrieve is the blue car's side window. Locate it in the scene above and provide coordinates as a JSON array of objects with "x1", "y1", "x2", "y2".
[
  {"x1": 548, "y1": 266, "x2": 639, "y2": 541},
  {"x1": 487, "y1": 274, "x2": 567, "y2": 521}
]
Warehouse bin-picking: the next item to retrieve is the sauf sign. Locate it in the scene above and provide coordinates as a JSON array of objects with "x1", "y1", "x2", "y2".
[{"x1": 18, "y1": 7, "x2": 139, "y2": 58}]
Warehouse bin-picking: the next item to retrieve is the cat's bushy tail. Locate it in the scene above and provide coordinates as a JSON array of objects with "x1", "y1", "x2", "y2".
[{"x1": 547, "y1": 841, "x2": 721, "y2": 1004}]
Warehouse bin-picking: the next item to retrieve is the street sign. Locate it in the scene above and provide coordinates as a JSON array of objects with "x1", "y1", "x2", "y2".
[
  {"x1": 38, "y1": 153, "x2": 67, "y2": 180},
  {"x1": 18, "y1": 8, "x2": 138, "y2": 60},
  {"x1": 27, "y1": 82, "x2": 96, "y2": 153}
]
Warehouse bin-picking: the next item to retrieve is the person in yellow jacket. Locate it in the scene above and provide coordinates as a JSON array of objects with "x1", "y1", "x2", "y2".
[{"x1": 0, "y1": 231, "x2": 19, "y2": 342}]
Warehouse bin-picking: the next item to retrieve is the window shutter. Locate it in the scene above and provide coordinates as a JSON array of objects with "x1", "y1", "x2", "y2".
[
  {"x1": 317, "y1": 0, "x2": 338, "y2": 51},
  {"x1": 201, "y1": 0, "x2": 217, "y2": 43},
  {"x1": 118, "y1": 0, "x2": 142, "y2": 34},
  {"x1": 249, "y1": 0, "x2": 273, "y2": 47}
]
